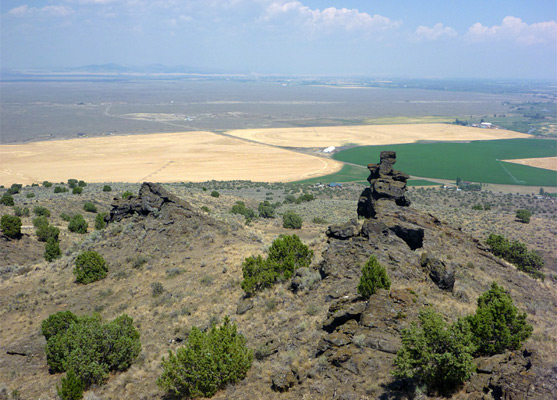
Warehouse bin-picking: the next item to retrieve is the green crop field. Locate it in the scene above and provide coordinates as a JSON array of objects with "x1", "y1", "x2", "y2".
[{"x1": 332, "y1": 139, "x2": 557, "y2": 187}]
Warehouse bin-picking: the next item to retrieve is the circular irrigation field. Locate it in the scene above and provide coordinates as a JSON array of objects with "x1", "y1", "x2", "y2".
[{"x1": 332, "y1": 139, "x2": 557, "y2": 187}]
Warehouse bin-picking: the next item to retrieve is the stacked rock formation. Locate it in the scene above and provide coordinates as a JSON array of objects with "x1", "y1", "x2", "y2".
[{"x1": 357, "y1": 151, "x2": 410, "y2": 218}]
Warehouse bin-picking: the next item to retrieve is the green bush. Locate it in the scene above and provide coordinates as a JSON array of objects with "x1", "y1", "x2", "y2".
[
  {"x1": 0, "y1": 193, "x2": 14, "y2": 206},
  {"x1": 393, "y1": 309, "x2": 476, "y2": 394},
  {"x1": 515, "y1": 209, "x2": 531, "y2": 223},
  {"x1": 74, "y1": 251, "x2": 107, "y2": 284},
  {"x1": 94, "y1": 213, "x2": 107, "y2": 230},
  {"x1": 357, "y1": 256, "x2": 391, "y2": 298},
  {"x1": 45, "y1": 237, "x2": 62, "y2": 262},
  {"x1": 33, "y1": 215, "x2": 49, "y2": 229},
  {"x1": 241, "y1": 255, "x2": 276, "y2": 294},
  {"x1": 42, "y1": 311, "x2": 80, "y2": 341},
  {"x1": 267, "y1": 234, "x2": 313, "y2": 277},
  {"x1": 54, "y1": 186, "x2": 68, "y2": 193},
  {"x1": 258, "y1": 201, "x2": 275, "y2": 218},
  {"x1": 83, "y1": 202, "x2": 97, "y2": 213},
  {"x1": 14, "y1": 206, "x2": 30, "y2": 217},
  {"x1": 60, "y1": 213, "x2": 72, "y2": 222},
  {"x1": 296, "y1": 193, "x2": 314, "y2": 203},
  {"x1": 282, "y1": 210, "x2": 303, "y2": 229},
  {"x1": 158, "y1": 317, "x2": 252, "y2": 398},
  {"x1": 1, "y1": 215, "x2": 21, "y2": 239},
  {"x1": 72, "y1": 187, "x2": 83, "y2": 195},
  {"x1": 102, "y1": 185, "x2": 112, "y2": 192},
  {"x1": 57, "y1": 369, "x2": 84, "y2": 400},
  {"x1": 43, "y1": 181, "x2": 53, "y2": 188},
  {"x1": 68, "y1": 215, "x2": 88, "y2": 234},
  {"x1": 486, "y1": 234, "x2": 544, "y2": 279},
  {"x1": 241, "y1": 234, "x2": 313, "y2": 294},
  {"x1": 36, "y1": 224, "x2": 60, "y2": 242},
  {"x1": 121, "y1": 191, "x2": 133, "y2": 200},
  {"x1": 78, "y1": 180, "x2": 87, "y2": 187},
  {"x1": 33, "y1": 206, "x2": 51, "y2": 217},
  {"x1": 7, "y1": 183, "x2": 22, "y2": 194},
  {"x1": 68, "y1": 179, "x2": 78, "y2": 188},
  {"x1": 231, "y1": 201, "x2": 256, "y2": 223},
  {"x1": 26, "y1": 192, "x2": 35, "y2": 198},
  {"x1": 283, "y1": 194, "x2": 296, "y2": 204},
  {"x1": 43, "y1": 312, "x2": 141, "y2": 388},
  {"x1": 466, "y1": 282, "x2": 532, "y2": 355},
  {"x1": 210, "y1": 190, "x2": 220, "y2": 198}
]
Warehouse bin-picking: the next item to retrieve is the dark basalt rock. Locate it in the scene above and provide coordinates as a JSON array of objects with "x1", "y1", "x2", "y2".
[
  {"x1": 106, "y1": 182, "x2": 195, "y2": 223},
  {"x1": 421, "y1": 255, "x2": 455, "y2": 291},
  {"x1": 357, "y1": 151, "x2": 411, "y2": 219},
  {"x1": 326, "y1": 219, "x2": 359, "y2": 240}
]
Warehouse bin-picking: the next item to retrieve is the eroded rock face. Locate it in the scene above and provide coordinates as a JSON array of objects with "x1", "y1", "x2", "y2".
[
  {"x1": 357, "y1": 151, "x2": 411, "y2": 219},
  {"x1": 106, "y1": 182, "x2": 195, "y2": 223}
]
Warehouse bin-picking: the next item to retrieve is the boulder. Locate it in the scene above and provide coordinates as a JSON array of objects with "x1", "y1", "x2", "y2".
[{"x1": 326, "y1": 219, "x2": 359, "y2": 240}]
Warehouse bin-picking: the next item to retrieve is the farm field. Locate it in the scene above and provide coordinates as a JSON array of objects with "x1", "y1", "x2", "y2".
[
  {"x1": 225, "y1": 123, "x2": 529, "y2": 148},
  {"x1": 0, "y1": 131, "x2": 342, "y2": 186},
  {"x1": 333, "y1": 138, "x2": 557, "y2": 186}
]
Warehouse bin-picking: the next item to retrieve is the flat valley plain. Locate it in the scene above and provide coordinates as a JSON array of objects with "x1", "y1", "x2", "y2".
[{"x1": 0, "y1": 79, "x2": 555, "y2": 187}]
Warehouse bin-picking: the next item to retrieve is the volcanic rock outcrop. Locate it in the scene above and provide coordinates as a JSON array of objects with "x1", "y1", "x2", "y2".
[
  {"x1": 106, "y1": 182, "x2": 196, "y2": 223},
  {"x1": 357, "y1": 151, "x2": 411, "y2": 218}
]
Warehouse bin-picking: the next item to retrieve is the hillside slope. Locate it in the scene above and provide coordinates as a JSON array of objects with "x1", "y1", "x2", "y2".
[{"x1": 0, "y1": 164, "x2": 555, "y2": 399}]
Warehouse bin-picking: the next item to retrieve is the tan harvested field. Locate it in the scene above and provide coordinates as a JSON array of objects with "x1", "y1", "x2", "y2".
[
  {"x1": 502, "y1": 157, "x2": 557, "y2": 171},
  {"x1": 0, "y1": 131, "x2": 342, "y2": 186},
  {"x1": 226, "y1": 123, "x2": 529, "y2": 148}
]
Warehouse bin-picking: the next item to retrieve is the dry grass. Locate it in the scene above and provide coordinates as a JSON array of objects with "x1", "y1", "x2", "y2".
[
  {"x1": 0, "y1": 131, "x2": 342, "y2": 186},
  {"x1": 502, "y1": 156, "x2": 557, "y2": 171},
  {"x1": 225, "y1": 124, "x2": 529, "y2": 148}
]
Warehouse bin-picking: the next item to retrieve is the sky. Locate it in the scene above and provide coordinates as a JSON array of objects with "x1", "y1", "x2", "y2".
[{"x1": 1, "y1": 0, "x2": 556, "y2": 79}]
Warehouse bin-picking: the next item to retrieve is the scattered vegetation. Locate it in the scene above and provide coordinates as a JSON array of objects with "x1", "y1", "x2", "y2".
[
  {"x1": 45, "y1": 237, "x2": 62, "y2": 262},
  {"x1": 357, "y1": 255, "x2": 391, "y2": 298},
  {"x1": 257, "y1": 200, "x2": 276, "y2": 218},
  {"x1": 14, "y1": 206, "x2": 30, "y2": 217},
  {"x1": 0, "y1": 193, "x2": 15, "y2": 206},
  {"x1": 94, "y1": 213, "x2": 108, "y2": 230},
  {"x1": 486, "y1": 234, "x2": 544, "y2": 279},
  {"x1": 393, "y1": 308, "x2": 476, "y2": 394},
  {"x1": 158, "y1": 317, "x2": 252, "y2": 398},
  {"x1": 515, "y1": 208, "x2": 532, "y2": 223},
  {"x1": 73, "y1": 251, "x2": 108, "y2": 284},
  {"x1": 394, "y1": 282, "x2": 532, "y2": 394},
  {"x1": 282, "y1": 210, "x2": 303, "y2": 229},
  {"x1": 466, "y1": 282, "x2": 533, "y2": 355},
  {"x1": 241, "y1": 234, "x2": 313, "y2": 294},
  {"x1": 68, "y1": 214, "x2": 88, "y2": 234},
  {"x1": 1, "y1": 215, "x2": 22, "y2": 239},
  {"x1": 231, "y1": 201, "x2": 256, "y2": 223},
  {"x1": 54, "y1": 186, "x2": 68, "y2": 193},
  {"x1": 83, "y1": 202, "x2": 97, "y2": 213},
  {"x1": 33, "y1": 206, "x2": 51, "y2": 217},
  {"x1": 42, "y1": 311, "x2": 141, "y2": 388}
]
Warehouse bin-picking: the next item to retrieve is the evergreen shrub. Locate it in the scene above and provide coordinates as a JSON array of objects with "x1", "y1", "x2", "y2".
[
  {"x1": 73, "y1": 251, "x2": 107, "y2": 284},
  {"x1": 158, "y1": 317, "x2": 252, "y2": 398},
  {"x1": 1, "y1": 215, "x2": 21, "y2": 238},
  {"x1": 357, "y1": 255, "x2": 391, "y2": 298},
  {"x1": 42, "y1": 312, "x2": 141, "y2": 388},
  {"x1": 68, "y1": 215, "x2": 88, "y2": 234}
]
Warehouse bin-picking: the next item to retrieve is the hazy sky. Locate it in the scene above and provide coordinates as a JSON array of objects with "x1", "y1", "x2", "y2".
[{"x1": 2, "y1": 0, "x2": 556, "y2": 79}]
